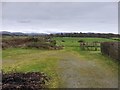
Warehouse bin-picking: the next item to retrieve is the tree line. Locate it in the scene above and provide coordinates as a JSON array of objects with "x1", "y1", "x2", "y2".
[{"x1": 50, "y1": 32, "x2": 120, "y2": 38}]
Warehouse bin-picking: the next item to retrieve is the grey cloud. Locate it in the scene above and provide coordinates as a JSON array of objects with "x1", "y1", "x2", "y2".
[{"x1": 2, "y1": 2, "x2": 118, "y2": 33}]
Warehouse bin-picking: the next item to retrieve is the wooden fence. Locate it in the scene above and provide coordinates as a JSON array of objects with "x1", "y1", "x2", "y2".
[
  {"x1": 101, "y1": 42, "x2": 120, "y2": 61},
  {"x1": 80, "y1": 42, "x2": 100, "y2": 51}
]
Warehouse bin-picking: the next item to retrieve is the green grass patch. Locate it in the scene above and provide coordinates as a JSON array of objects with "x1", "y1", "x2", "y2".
[
  {"x1": 53, "y1": 37, "x2": 116, "y2": 47},
  {"x1": 2, "y1": 48, "x2": 61, "y2": 88},
  {"x1": 2, "y1": 37, "x2": 119, "y2": 88}
]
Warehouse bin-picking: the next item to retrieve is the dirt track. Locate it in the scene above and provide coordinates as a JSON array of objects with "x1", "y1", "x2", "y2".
[
  {"x1": 56, "y1": 52, "x2": 118, "y2": 88},
  {"x1": 2, "y1": 49, "x2": 118, "y2": 88}
]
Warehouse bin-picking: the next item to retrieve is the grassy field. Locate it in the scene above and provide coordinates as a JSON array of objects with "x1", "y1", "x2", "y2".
[
  {"x1": 2, "y1": 37, "x2": 118, "y2": 88},
  {"x1": 53, "y1": 37, "x2": 116, "y2": 48}
]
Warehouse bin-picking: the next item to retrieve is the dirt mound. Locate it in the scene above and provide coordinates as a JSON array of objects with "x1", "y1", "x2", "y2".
[{"x1": 2, "y1": 72, "x2": 50, "y2": 90}]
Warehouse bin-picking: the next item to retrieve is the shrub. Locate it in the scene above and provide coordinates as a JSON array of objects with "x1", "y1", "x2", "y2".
[
  {"x1": 50, "y1": 40, "x2": 56, "y2": 46},
  {"x1": 61, "y1": 40, "x2": 65, "y2": 42},
  {"x1": 78, "y1": 40, "x2": 84, "y2": 42},
  {"x1": 28, "y1": 37, "x2": 39, "y2": 42}
]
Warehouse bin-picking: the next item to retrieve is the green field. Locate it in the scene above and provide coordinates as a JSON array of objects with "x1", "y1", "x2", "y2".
[
  {"x1": 2, "y1": 37, "x2": 118, "y2": 88},
  {"x1": 53, "y1": 37, "x2": 116, "y2": 47}
]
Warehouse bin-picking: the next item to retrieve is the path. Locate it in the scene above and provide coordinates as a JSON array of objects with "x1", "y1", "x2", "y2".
[{"x1": 56, "y1": 51, "x2": 118, "y2": 88}]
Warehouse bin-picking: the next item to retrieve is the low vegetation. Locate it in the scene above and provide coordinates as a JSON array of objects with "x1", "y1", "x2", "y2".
[
  {"x1": 2, "y1": 35, "x2": 119, "y2": 88},
  {"x1": 2, "y1": 37, "x2": 63, "y2": 50}
]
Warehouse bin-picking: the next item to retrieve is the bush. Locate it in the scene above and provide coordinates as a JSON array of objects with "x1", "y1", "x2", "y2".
[
  {"x1": 50, "y1": 40, "x2": 56, "y2": 46},
  {"x1": 26, "y1": 42, "x2": 63, "y2": 50},
  {"x1": 61, "y1": 40, "x2": 65, "y2": 42},
  {"x1": 28, "y1": 37, "x2": 39, "y2": 42},
  {"x1": 78, "y1": 40, "x2": 84, "y2": 42},
  {"x1": 26, "y1": 42, "x2": 50, "y2": 49},
  {"x1": 2, "y1": 37, "x2": 63, "y2": 50}
]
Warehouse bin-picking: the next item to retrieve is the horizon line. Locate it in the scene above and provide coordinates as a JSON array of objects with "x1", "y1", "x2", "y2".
[{"x1": 1, "y1": 30, "x2": 119, "y2": 35}]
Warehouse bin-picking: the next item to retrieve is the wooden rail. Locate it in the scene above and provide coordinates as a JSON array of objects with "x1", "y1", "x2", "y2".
[{"x1": 80, "y1": 42, "x2": 101, "y2": 51}]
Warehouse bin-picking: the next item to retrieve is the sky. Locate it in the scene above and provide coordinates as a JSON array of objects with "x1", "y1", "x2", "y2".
[{"x1": 1, "y1": 2, "x2": 118, "y2": 34}]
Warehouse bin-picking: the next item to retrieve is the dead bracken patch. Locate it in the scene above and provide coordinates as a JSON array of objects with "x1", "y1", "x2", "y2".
[
  {"x1": 2, "y1": 37, "x2": 63, "y2": 50},
  {"x1": 2, "y1": 72, "x2": 50, "y2": 90}
]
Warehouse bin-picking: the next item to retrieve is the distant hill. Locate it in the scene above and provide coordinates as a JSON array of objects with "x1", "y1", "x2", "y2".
[
  {"x1": 0, "y1": 31, "x2": 47, "y2": 36},
  {"x1": 1, "y1": 31, "x2": 120, "y2": 38},
  {"x1": 1, "y1": 31, "x2": 25, "y2": 36},
  {"x1": 0, "y1": 31, "x2": 12, "y2": 35}
]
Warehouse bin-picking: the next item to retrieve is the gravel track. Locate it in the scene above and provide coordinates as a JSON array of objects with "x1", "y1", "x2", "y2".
[{"x1": 57, "y1": 52, "x2": 118, "y2": 88}]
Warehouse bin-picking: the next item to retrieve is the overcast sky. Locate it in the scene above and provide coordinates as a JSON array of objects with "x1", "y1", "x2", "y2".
[{"x1": 2, "y1": 2, "x2": 118, "y2": 34}]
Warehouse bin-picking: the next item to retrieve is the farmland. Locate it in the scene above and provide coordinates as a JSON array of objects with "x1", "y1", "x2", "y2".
[{"x1": 2, "y1": 36, "x2": 119, "y2": 88}]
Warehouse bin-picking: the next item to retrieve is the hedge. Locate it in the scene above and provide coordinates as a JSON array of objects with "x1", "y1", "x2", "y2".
[{"x1": 101, "y1": 42, "x2": 120, "y2": 61}]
